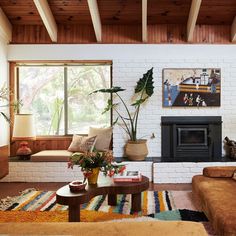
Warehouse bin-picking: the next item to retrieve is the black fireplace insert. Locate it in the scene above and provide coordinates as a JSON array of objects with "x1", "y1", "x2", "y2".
[
  {"x1": 161, "y1": 116, "x2": 222, "y2": 162},
  {"x1": 178, "y1": 128, "x2": 207, "y2": 146}
]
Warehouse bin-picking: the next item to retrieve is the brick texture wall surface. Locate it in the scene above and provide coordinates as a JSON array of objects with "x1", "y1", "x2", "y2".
[
  {"x1": 0, "y1": 161, "x2": 152, "y2": 182},
  {"x1": 5, "y1": 45, "x2": 236, "y2": 183},
  {"x1": 112, "y1": 58, "x2": 236, "y2": 157}
]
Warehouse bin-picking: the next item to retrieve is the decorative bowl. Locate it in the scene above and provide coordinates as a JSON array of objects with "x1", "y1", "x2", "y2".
[{"x1": 69, "y1": 180, "x2": 86, "y2": 192}]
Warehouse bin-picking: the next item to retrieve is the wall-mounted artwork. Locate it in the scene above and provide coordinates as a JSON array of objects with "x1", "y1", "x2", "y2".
[{"x1": 163, "y1": 68, "x2": 221, "y2": 107}]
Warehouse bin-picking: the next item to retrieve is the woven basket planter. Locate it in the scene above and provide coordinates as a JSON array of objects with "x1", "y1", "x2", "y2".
[{"x1": 125, "y1": 139, "x2": 148, "y2": 161}]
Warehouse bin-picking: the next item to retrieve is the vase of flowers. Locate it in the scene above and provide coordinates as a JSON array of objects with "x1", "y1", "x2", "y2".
[
  {"x1": 86, "y1": 167, "x2": 100, "y2": 184},
  {"x1": 68, "y1": 151, "x2": 125, "y2": 185}
]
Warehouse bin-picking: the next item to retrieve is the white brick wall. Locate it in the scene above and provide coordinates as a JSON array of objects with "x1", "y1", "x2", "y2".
[
  {"x1": 0, "y1": 38, "x2": 9, "y2": 146},
  {"x1": 0, "y1": 161, "x2": 153, "y2": 182},
  {"x1": 1, "y1": 160, "x2": 235, "y2": 183},
  {"x1": 0, "y1": 162, "x2": 84, "y2": 182},
  {"x1": 4, "y1": 45, "x2": 236, "y2": 184},
  {"x1": 7, "y1": 44, "x2": 236, "y2": 158},
  {"x1": 112, "y1": 58, "x2": 236, "y2": 157},
  {"x1": 153, "y1": 161, "x2": 236, "y2": 183}
]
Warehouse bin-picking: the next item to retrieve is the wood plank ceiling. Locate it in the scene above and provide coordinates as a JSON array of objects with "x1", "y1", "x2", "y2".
[{"x1": 0, "y1": 0, "x2": 235, "y2": 44}]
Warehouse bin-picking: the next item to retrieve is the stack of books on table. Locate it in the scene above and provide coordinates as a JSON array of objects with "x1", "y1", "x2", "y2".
[{"x1": 113, "y1": 171, "x2": 142, "y2": 182}]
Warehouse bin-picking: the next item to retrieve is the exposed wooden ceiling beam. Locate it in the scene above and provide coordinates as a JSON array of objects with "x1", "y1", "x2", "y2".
[
  {"x1": 33, "y1": 0, "x2": 57, "y2": 42},
  {"x1": 231, "y1": 16, "x2": 236, "y2": 42},
  {"x1": 187, "y1": 0, "x2": 202, "y2": 42},
  {"x1": 0, "y1": 7, "x2": 12, "y2": 43},
  {"x1": 142, "y1": 0, "x2": 148, "y2": 42},
  {"x1": 87, "y1": 0, "x2": 102, "y2": 42}
]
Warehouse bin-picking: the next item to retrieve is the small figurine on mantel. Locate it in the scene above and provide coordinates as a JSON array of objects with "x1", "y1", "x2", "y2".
[{"x1": 224, "y1": 136, "x2": 236, "y2": 160}]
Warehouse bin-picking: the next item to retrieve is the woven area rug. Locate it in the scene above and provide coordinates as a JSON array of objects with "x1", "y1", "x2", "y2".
[{"x1": 0, "y1": 189, "x2": 208, "y2": 223}]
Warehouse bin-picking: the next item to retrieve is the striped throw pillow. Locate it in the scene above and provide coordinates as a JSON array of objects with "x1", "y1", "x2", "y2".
[{"x1": 68, "y1": 135, "x2": 97, "y2": 152}]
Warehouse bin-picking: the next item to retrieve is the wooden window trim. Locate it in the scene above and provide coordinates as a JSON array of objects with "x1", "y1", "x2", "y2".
[{"x1": 9, "y1": 60, "x2": 113, "y2": 139}]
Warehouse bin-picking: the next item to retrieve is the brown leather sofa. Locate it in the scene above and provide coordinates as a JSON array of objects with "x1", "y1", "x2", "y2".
[{"x1": 192, "y1": 166, "x2": 236, "y2": 236}]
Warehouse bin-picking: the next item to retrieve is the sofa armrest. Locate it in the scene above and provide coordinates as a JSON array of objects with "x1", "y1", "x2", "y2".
[{"x1": 203, "y1": 166, "x2": 236, "y2": 178}]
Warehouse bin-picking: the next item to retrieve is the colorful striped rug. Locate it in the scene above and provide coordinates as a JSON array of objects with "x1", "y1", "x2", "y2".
[
  {"x1": 0, "y1": 189, "x2": 208, "y2": 223},
  {"x1": 1, "y1": 189, "x2": 177, "y2": 215}
]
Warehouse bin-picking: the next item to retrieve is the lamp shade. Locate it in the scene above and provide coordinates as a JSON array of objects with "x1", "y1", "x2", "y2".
[{"x1": 12, "y1": 114, "x2": 36, "y2": 140}]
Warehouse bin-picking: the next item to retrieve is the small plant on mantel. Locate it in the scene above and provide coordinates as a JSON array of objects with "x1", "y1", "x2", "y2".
[{"x1": 91, "y1": 68, "x2": 154, "y2": 161}]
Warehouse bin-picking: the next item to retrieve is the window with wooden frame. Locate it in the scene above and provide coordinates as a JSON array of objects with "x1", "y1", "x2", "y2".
[{"x1": 13, "y1": 61, "x2": 112, "y2": 136}]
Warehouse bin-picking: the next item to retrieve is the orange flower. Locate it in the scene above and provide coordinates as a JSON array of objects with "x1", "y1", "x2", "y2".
[
  {"x1": 118, "y1": 165, "x2": 126, "y2": 173},
  {"x1": 83, "y1": 171, "x2": 93, "y2": 178},
  {"x1": 108, "y1": 170, "x2": 115, "y2": 177}
]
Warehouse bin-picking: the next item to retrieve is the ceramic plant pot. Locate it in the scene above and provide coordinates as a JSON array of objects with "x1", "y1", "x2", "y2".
[{"x1": 87, "y1": 167, "x2": 100, "y2": 184}]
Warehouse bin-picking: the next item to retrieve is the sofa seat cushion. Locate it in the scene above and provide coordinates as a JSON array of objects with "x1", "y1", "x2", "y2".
[
  {"x1": 203, "y1": 166, "x2": 236, "y2": 178},
  {"x1": 0, "y1": 221, "x2": 208, "y2": 236},
  {"x1": 192, "y1": 175, "x2": 236, "y2": 236},
  {"x1": 31, "y1": 150, "x2": 74, "y2": 162}
]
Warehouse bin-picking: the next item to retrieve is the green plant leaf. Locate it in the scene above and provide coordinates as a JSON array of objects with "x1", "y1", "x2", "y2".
[
  {"x1": 131, "y1": 97, "x2": 148, "y2": 107},
  {"x1": 91, "y1": 86, "x2": 126, "y2": 94},
  {"x1": 102, "y1": 99, "x2": 118, "y2": 114},
  {"x1": 0, "y1": 112, "x2": 10, "y2": 123},
  {"x1": 135, "y1": 68, "x2": 154, "y2": 97},
  {"x1": 112, "y1": 117, "x2": 119, "y2": 126}
]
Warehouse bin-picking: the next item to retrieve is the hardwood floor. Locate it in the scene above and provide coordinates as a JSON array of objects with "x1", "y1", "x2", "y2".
[
  {"x1": 0, "y1": 182, "x2": 192, "y2": 199},
  {"x1": 150, "y1": 183, "x2": 192, "y2": 191}
]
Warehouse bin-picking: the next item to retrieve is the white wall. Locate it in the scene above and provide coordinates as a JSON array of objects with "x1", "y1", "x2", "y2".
[
  {"x1": 0, "y1": 38, "x2": 9, "y2": 146},
  {"x1": 7, "y1": 44, "x2": 236, "y2": 157}
]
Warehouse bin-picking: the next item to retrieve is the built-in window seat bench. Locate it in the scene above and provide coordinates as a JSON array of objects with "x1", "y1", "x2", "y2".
[{"x1": 31, "y1": 150, "x2": 73, "y2": 162}]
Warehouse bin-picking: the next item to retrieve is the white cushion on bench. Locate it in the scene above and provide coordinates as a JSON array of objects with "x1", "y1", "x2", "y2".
[{"x1": 31, "y1": 150, "x2": 74, "y2": 162}]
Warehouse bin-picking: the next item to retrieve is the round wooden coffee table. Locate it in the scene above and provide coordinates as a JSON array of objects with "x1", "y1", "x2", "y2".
[{"x1": 56, "y1": 175, "x2": 149, "y2": 222}]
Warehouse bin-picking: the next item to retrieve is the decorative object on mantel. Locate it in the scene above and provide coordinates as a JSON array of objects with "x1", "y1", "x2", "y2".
[
  {"x1": 91, "y1": 68, "x2": 154, "y2": 161},
  {"x1": 224, "y1": 136, "x2": 236, "y2": 160},
  {"x1": 68, "y1": 151, "x2": 126, "y2": 184},
  {"x1": 163, "y1": 68, "x2": 221, "y2": 107},
  {"x1": 12, "y1": 114, "x2": 36, "y2": 160}
]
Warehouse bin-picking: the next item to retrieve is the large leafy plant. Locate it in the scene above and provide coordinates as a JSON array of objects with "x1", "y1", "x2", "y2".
[{"x1": 92, "y1": 68, "x2": 154, "y2": 141}]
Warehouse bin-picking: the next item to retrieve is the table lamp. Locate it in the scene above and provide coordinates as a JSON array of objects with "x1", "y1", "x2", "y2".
[{"x1": 12, "y1": 114, "x2": 36, "y2": 159}]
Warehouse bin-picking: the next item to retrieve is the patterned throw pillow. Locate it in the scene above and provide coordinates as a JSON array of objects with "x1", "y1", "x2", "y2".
[
  {"x1": 68, "y1": 135, "x2": 97, "y2": 152},
  {"x1": 89, "y1": 127, "x2": 112, "y2": 151},
  {"x1": 233, "y1": 171, "x2": 236, "y2": 181}
]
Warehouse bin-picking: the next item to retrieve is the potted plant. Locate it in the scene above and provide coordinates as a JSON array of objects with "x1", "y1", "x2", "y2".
[
  {"x1": 92, "y1": 68, "x2": 154, "y2": 161},
  {"x1": 68, "y1": 151, "x2": 126, "y2": 184}
]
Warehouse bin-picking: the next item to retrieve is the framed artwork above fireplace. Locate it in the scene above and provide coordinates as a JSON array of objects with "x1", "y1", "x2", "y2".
[{"x1": 163, "y1": 68, "x2": 221, "y2": 107}]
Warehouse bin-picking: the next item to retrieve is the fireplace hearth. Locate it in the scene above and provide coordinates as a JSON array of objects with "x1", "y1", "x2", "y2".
[{"x1": 161, "y1": 116, "x2": 222, "y2": 162}]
